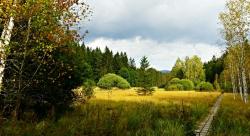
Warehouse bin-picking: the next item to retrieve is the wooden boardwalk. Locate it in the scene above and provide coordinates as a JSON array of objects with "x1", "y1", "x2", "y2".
[{"x1": 195, "y1": 94, "x2": 223, "y2": 136}]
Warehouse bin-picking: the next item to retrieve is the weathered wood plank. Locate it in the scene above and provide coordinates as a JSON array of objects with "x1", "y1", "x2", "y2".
[{"x1": 196, "y1": 94, "x2": 223, "y2": 136}]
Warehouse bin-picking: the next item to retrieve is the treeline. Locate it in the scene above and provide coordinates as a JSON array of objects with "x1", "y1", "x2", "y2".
[
  {"x1": 168, "y1": 55, "x2": 215, "y2": 91},
  {"x1": 66, "y1": 44, "x2": 168, "y2": 88},
  {"x1": 169, "y1": 52, "x2": 248, "y2": 93}
]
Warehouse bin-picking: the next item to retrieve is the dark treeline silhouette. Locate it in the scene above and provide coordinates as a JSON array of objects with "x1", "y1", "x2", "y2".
[{"x1": 67, "y1": 44, "x2": 169, "y2": 88}]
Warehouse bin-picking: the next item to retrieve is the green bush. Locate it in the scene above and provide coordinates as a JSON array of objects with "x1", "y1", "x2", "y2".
[
  {"x1": 196, "y1": 82, "x2": 214, "y2": 91},
  {"x1": 179, "y1": 79, "x2": 194, "y2": 90},
  {"x1": 97, "y1": 73, "x2": 131, "y2": 89},
  {"x1": 166, "y1": 84, "x2": 184, "y2": 91},
  {"x1": 83, "y1": 80, "x2": 96, "y2": 99},
  {"x1": 166, "y1": 78, "x2": 194, "y2": 91},
  {"x1": 169, "y1": 78, "x2": 181, "y2": 84}
]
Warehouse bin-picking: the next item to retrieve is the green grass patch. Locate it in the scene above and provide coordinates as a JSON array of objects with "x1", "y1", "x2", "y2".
[{"x1": 210, "y1": 94, "x2": 250, "y2": 136}]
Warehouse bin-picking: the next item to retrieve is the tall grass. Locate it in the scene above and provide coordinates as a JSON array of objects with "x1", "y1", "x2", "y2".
[
  {"x1": 210, "y1": 94, "x2": 250, "y2": 136},
  {"x1": 0, "y1": 89, "x2": 220, "y2": 136}
]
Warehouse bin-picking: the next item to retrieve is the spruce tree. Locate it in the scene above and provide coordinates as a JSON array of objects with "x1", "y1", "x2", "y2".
[{"x1": 137, "y1": 56, "x2": 154, "y2": 95}]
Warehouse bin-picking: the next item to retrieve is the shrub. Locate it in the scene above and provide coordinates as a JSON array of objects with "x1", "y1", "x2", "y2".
[
  {"x1": 117, "y1": 80, "x2": 131, "y2": 89},
  {"x1": 82, "y1": 80, "x2": 96, "y2": 99},
  {"x1": 73, "y1": 80, "x2": 95, "y2": 103},
  {"x1": 137, "y1": 87, "x2": 155, "y2": 95},
  {"x1": 179, "y1": 79, "x2": 194, "y2": 90},
  {"x1": 166, "y1": 84, "x2": 184, "y2": 91},
  {"x1": 165, "y1": 78, "x2": 194, "y2": 91},
  {"x1": 97, "y1": 74, "x2": 131, "y2": 89},
  {"x1": 196, "y1": 82, "x2": 214, "y2": 91},
  {"x1": 169, "y1": 78, "x2": 181, "y2": 84}
]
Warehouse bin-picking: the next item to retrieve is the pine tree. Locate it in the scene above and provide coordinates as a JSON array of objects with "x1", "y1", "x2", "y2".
[
  {"x1": 129, "y1": 58, "x2": 136, "y2": 69},
  {"x1": 140, "y1": 56, "x2": 150, "y2": 71},
  {"x1": 137, "y1": 56, "x2": 154, "y2": 95}
]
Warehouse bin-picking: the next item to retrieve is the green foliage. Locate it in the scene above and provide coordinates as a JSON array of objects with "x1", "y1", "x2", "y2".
[
  {"x1": 213, "y1": 74, "x2": 221, "y2": 91},
  {"x1": 128, "y1": 69, "x2": 139, "y2": 87},
  {"x1": 221, "y1": 81, "x2": 233, "y2": 92},
  {"x1": 128, "y1": 58, "x2": 136, "y2": 69},
  {"x1": 73, "y1": 80, "x2": 95, "y2": 103},
  {"x1": 82, "y1": 80, "x2": 96, "y2": 99},
  {"x1": 2, "y1": 43, "x2": 83, "y2": 118},
  {"x1": 171, "y1": 58, "x2": 185, "y2": 79},
  {"x1": 84, "y1": 47, "x2": 131, "y2": 82},
  {"x1": 166, "y1": 84, "x2": 184, "y2": 91},
  {"x1": 63, "y1": 50, "x2": 167, "y2": 89},
  {"x1": 118, "y1": 67, "x2": 130, "y2": 83},
  {"x1": 196, "y1": 82, "x2": 214, "y2": 91},
  {"x1": 179, "y1": 79, "x2": 194, "y2": 90},
  {"x1": 211, "y1": 95, "x2": 250, "y2": 135},
  {"x1": 140, "y1": 56, "x2": 150, "y2": 70},
  {"x1": 0, "y1": 0, "x2": 91, "y2": 119},
  {"x1": 171, "y1": 56, "x2": 206, "y2": 84},
  {"x1": 169, "y1": 78, "x2": 181, "y2": 84},
  {"x1": 204, "y1": 55, "x2": 224, "y2": 83},
  {"x1": 97, "y1": 74, "x2": 131, "y2": 89},
  {"x1": 137, "y1": 57, "x2": 155, "y2": 95},
  {"x1": 112, "y1": 52, "x2": 129, "y2": 74},
  {"x1": 166, "y1": 78, "x2": 194, "y2": 91},
  {"x1": 184, "y1": 56, "x2": 205, "y2": 84}
]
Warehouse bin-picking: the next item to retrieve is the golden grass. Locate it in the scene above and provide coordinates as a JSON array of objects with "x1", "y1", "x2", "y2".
[
  {"x1": 0, "y1": 88, "x2": 222, "y2": 136},
  {"x1": 93, "y1": 87, "x2": 221, "y2": 106}
]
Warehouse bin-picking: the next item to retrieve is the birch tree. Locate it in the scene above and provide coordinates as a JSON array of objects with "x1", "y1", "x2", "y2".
[
  {"x1": 184, "y1": 56, "x2": 205, "y2": 85},
  {"x1": 0, "y1": 0, "x2": 17, "y2": 86},
  {"x1": 171, "y1": 58, "x2": 185, "y2": 79},
  {"x1": 220, "y1": 0, "x2": 249, "y2": 103}
]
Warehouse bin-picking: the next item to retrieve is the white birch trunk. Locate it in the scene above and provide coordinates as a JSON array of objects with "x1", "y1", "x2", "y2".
[
  {"x1": 230, "y1": 64, "x2": 237, "y2": 100},
  {"x1": 237, "y1": 69, "x2": 243, "y2": 100},
  {"x1": 0, "y1": 17, "x2": 15, "y2": 86},
  {"x1": 242, "y1": 67, "x2": 248, "y2": 103}
]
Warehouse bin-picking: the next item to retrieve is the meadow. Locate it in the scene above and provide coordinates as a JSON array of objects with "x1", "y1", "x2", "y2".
[
  {"x1": 210, "y1": 94, "x2": 250, "y2": 136},
  {"x1": 0, "y1": 88, "x2": 221, "y2": 136}
]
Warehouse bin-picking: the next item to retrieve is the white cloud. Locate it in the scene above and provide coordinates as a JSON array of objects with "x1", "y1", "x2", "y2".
[
  {"x1": 86, "y1": 37, "x2": 224, "y2": 70},
  {"x1": 82, "y1": 0, "x2": 227, "y2": 70},
  {"x1": 84, "y1": 0, "x2": 227, "y2": 43}
]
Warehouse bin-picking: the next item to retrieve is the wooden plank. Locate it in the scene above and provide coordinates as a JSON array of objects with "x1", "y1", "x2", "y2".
[{"x1": 195, "y1": 94, "x2": 223, "y2": 136}]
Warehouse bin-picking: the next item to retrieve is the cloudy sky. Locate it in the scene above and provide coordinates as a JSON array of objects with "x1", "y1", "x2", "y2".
[{"x1": 82, "y1": 0, "x2": 227, "y2": 70}]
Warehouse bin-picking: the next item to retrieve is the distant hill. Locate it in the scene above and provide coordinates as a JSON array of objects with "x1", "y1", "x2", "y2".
[{"x1": 160, "y1": 70, "x2": 170, "y2": 73}]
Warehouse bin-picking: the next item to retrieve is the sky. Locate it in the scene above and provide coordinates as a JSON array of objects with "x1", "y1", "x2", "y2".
[{"x1": 82, "y1": 0, "x2": 227, "y2": 70}]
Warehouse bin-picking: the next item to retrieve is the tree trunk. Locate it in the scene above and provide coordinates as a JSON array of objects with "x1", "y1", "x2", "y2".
[
  {"x1": 242, "y1": 67, "x2": 248, "y2": 103},
  {"x1": 229, "y1": 63, "x2": 236, "y2": 99},
  {"x1": 0, "y1": 17, "x2": 15, "y2": 86},
  {"x1": 237, "y1": 69, "x2": 243, "y2": 100}
]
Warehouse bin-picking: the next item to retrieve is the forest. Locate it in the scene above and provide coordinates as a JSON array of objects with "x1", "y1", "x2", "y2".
[{"x1": 0, "y1": 0, "x2": 249, "y2": 136}]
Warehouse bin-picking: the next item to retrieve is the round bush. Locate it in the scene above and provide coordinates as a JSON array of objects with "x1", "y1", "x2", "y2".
[
  {"x1": 179, "y1": 79, "x2": 194, "y2": 90},
  {"x1": 97, "y1": 73, "x2": 131, "y2": 89},
  {"x1": 169, "y1": 78, "x2": 181, "y2": 84},
  {"x1": 196, "y1": 82, "x2": 214, "y2": 91},
  {"x1": 166, "y1": 84, "x2": 184, "y2": 91},
  {"x1": 166, "y1": 78, "x2": 194, "y2": 91}
]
